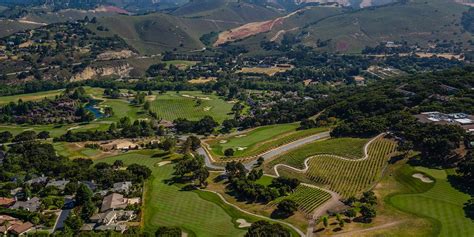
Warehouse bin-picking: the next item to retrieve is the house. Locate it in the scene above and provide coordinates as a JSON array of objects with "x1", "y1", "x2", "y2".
[
  {"x1": 10, "y1": 197, "x2": 41, "y2": 212},
  {"x1": 82, "y1": 210, "x2": 135, "y2": 233},
  {"x1": 90, "y1": 210, "x2": 136, "y2": 225},
  {"x1": 0, "y1": 215, "x2": 34, "y2": 236},
  {"x1": 25, "y1": 175, "x2": 48, "y2": 186},
  {"x1": 100, "y1": 193, "x2": 127, "y2": 212},
  {"x1": 10, "y1": 222, "x2": 34, "y2": 236},
  {"x1": 46, "y1": 179, "x2": 70, "y2": 191},
  {"x1": 112, "y1": 182, "x2": 132, "y2": 194},
  {"x1": 0, "y1": 197, "x2": 15, "y2": 207}
]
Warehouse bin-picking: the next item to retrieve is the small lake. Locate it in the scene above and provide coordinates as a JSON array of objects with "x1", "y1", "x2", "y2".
[{"x1": 85, "y1": 100, "x2": 104, "y2": 119}]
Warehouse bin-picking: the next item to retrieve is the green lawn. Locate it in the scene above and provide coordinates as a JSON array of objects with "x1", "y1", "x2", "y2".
[
  {"x1": 0, "y1": 90, "x2": 64, "y2": 105},
  {"x1": 390, "y1": 166, "x2": 474, "y2": 237},
  {"x1": 254, "y1": 175, "x2": 274, "y2": 186},
  {"x1": 208, "y1": 123, "x2": 329, "y2": 159},
  {"x1": 266, "y1": 137, "x2": 369, "y2": 170},
  {"x1": 150, "y1": 91, "x2": 233, "y2": 123},
  {"x1": 95, "y1": 151, "x2": 300, "y2": 236}
]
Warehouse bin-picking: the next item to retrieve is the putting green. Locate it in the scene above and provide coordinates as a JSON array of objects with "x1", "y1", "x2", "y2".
[{"x1": 390, "y1": 167, "x2": 474, "y2": 237}]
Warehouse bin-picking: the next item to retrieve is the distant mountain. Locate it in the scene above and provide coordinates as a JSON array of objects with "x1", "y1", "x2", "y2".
[{"x1": 0, "y1": 0, "x2": 189, "y2": 12}]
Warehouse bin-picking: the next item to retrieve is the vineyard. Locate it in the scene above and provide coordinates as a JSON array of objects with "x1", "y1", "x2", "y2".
[
  {"x1": 277, "y1": 138, "x2": 396, "y2": 198},
  {"x1": 266, "y1": 137, "x2": 369, "y2": 171},
  {"x1": 272, "y1": 185, "x2": 332, "y2": 217},
  {"x1": 150, "y1": 91, "x2": 233, "y2": 123}
]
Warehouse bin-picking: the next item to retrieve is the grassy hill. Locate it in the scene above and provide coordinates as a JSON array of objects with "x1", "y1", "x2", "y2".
[
  {"x1": 93, "y1": 0, "x2": 282, "y2": 54},
  {"x1": 233, "y1": 0, "x2": 473, "y2": 53},
  {"x1": 299, "y1": 0, "x2": 472, "y2": 53}
]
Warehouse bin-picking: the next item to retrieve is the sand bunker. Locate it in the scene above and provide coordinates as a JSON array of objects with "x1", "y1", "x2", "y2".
[
  {"x1": 236, "y1": 147, "x2": 247, "y2": 151},
  {"x1": 157, "y1": 161, "x2": 172, "y2": 167},
  {"x1": 412, "y1": 173, "x2": 434, "y2": 183},
  {"x1": 236, "y1": 219, "x2": 251, "y2": 228},
  {"x1": 219, "y1": 140, "x2": 228, "y2": 144},
  {"x1": 235, "y1": 134, "x2": 247, "y2": 138},
  {"x1": 182, "y1": 94, "x2": 211, "y2": 100},
  {"x1": 203, "y1": 106, "x2": 211, "y2": 111}
]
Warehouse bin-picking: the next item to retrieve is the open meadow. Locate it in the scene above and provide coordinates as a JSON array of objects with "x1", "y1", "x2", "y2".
[{"x1": 150, "y1": 91, "x2": 233, "y2": 123}]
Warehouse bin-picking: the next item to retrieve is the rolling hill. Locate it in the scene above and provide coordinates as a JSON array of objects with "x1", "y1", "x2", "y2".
[
  {"x1": 95, "y1": 0, "x2": 283, "y2": 54},
  {"x1": 231, "y1": 0, "x2": 473, "y2": 53}
]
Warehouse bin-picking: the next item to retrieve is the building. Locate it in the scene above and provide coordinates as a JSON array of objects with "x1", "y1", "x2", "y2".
[
  {"x1": 10, "y1": 197, "x2": 41, "y2": 212},
  {"x1": 0, "y1": 215, "x2": 34, "y2": 236},
  {"x1": 0, "y1": 197, "x2": 15, "y2": 207},
  {"x1": 101, "y1": 193, "x2": 139, "y2": 212},
  {"x1": 25, "y1": 175, "x2": 48, "y2": 186},
  {"x1": 46, "y1": 179, "x2": 70, "y2": 191},
  {"x1": 415, "y1": 112, "x2": 474, "y2": 133},
  {"x1": 112, "y1": 182, "x2": 132, "y2": 194}
]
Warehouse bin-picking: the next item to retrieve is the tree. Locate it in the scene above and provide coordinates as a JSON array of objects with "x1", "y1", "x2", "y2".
[
  {"x1": 113, "y1": 160, "x2": 124, "y2": 168},
  {"x1": 104, "y1": 107, "x2": 114, "y2": 117},
  {"x1": 159, "y1": 137, "x2": 176, "y2": 151},
  {"x1": 37, "y1": 131, "x2": 50, "y2": 140},
  {"x1": 64, "y1": 212, "x2": 83, "y2": 232},
  {"x1": 155, "y1": 226, "x2": 181, "y2": 237},
  {"x1": 397, "y1": 140, "x2": 413, "y2": 156},
  {"x1": 80, "y1": 200, "x2": 96, "y2": 221},
  {"x1": 194, "y1": 167, "x2": 209, "y2": 187},
  {"x1": 245, "y1": 221, "x2": 290, "y2": 237},
  {"x1": 224, "y1": 148, "x2": 234, "y2": 157},
  {"x1": 144, "y1": 101, "x2": 151, "y2": 111},
  {"x1": 360, "y1": 204, "x2": 376, "y2": 222},
  {"x1": 225, "y1": 161, "x2": 247, "y2": 179},
  {"x1": 345, "y1": 208, "x2": 357, "y2": 221},
  {"x1": 276, "y1": 199, "x2": 298, "y2": 217},
  {"x1": 75, "y1": 184, "x2": 93, "y2": 206},
  {"x1": 13, "y1": 131, "x2": 37, "y2": 143},
  {"x1": 0, "y1": 131, "x2": 12, "y2": 143},
  {"x1": 464, "y1": 198, "x2": 474, "y2": 220},
  {"x1": 322, "y1": 215, "x2": 329, "y2": 228}
]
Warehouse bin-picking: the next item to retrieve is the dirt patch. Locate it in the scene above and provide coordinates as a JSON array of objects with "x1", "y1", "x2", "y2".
[
  {"x1": 181, "y1": 94, "x2": 212, "y2": 100},
  {"x1": 214, "y1": 8, "x2": 307, "y2": 46},
  {"x1": 203, "y1": 106, "x2": 211, "y2": 111},
  {"x1": 157, "y1": 161, "x2": 172, "y2": 167},
  {"x1": 237, "y1": 65, "x2": 293, "y2": 76},
  {"x1": 236, "y1": 219, "x2": 251, "y2": 228},
  {"x1": 188, "y1": 77, "x2": 217, "y2": 84},
  {"x1": 412, "y1": 173, "x2": 434, "y2": 183}
]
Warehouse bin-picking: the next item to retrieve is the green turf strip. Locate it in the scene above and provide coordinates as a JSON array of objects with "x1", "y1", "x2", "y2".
[{"x1": 390, "y1": 167, "x2": 474, "y2": 237}]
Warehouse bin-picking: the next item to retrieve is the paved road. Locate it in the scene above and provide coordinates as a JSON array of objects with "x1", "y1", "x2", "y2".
[{"x1": 198, "y1": 131, "x2": 331, "y2": 171}]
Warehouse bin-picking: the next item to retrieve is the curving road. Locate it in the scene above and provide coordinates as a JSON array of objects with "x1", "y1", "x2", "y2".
[{"x1": 197, "y1": 131, "x2": 331, "y2": 171}]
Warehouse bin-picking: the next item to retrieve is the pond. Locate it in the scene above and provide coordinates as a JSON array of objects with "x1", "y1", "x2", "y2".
[{"x1": 85, "y1": 100, "x2": 104, "y2": 119}]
